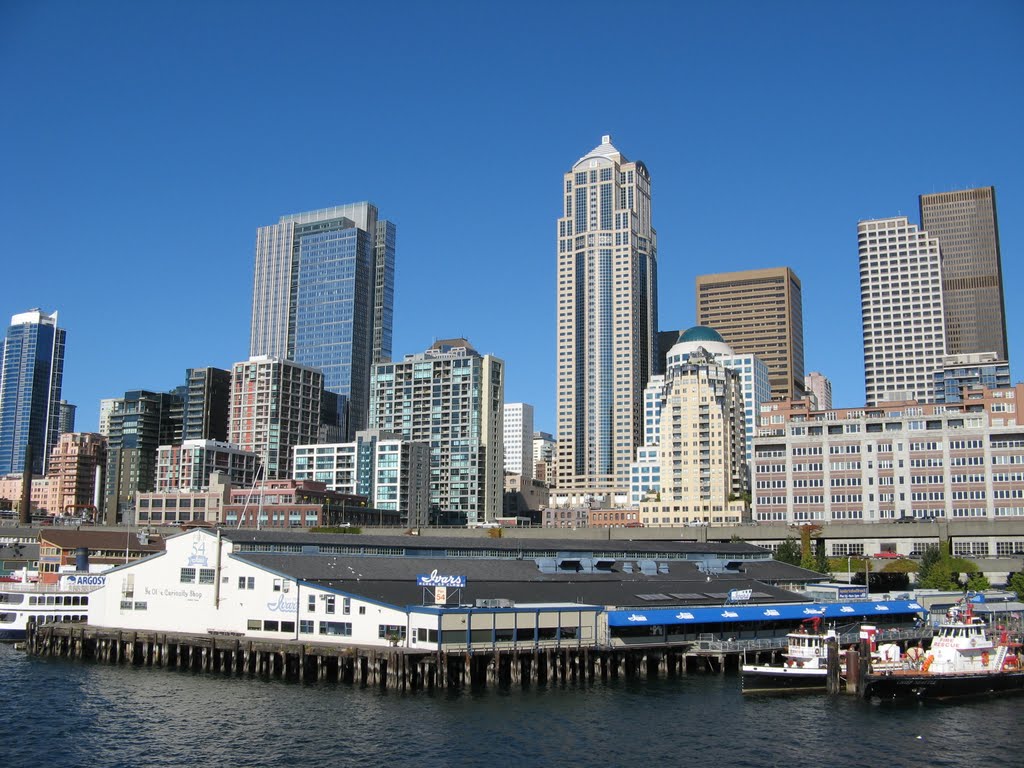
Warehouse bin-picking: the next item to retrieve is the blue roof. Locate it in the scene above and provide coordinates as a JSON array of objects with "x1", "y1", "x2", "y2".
[
  {"x1": 606, "y1": 600, "x2": 923, "y2": 627},
  {"x1": 678, "y1": 325, "x2": 725, "y2": 344}
]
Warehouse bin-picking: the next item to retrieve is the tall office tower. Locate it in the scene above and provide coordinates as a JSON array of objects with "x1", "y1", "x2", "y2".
[
  {"x1": 182, "y1": 367, "x2": 232, "y2": 442},
  {"x1": 858, "y1": 217, "x2": 947, "y2": 405},
  {"x1": 695, "y1": 268, "x2": 804, "y2": 401},
  {"x1": 293, "y1": 430, "x2": 430, "y2": 527},
  {"x1": 920, "y1": 187, "x2": 1007, "y2": 360},
  {"x1": 229, "y1": 356, "x2": 325, "y2": 481},
  {"x1": 804, "y1": 371, "x2": 832, "y2": 411},
  {"x1": 250, "y1": 203, "x2": 395, "y2": 440},
  {"x1": 555, "y1": 135, "x2": 658, "y2": 506},
  {"x1": 503, "y1": 403, "x2": 534, "y2": 479},
  {"x1": 633, "y1": 346, "x2": 748, "y2": 527},
  {"x1": 369, "y1": 339, "x2": 503, "y2": 525},
  {"x1": 57, "y1": 401, "x2": 76, "y2": 436},
  {"x1": 48, "y1": 432, "x2": 106, "y2": 517},
  {"x1": 934, "y1": 352, "x2": 1011, "y2": 404},
  {"x1": 533, "y1": 431, "x2": 556, "y2": 486},
  {"x1": 103, "y1": 390, "x2": 184, "y2": 524},
  {"x1": 0, "y1": 309, "x2": 66, "y2": 476}
]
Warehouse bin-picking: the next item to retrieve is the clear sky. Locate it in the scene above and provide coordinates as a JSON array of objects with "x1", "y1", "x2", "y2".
[{"x1": 2, "y1": 1, "x2": 1022, "y2": 435}]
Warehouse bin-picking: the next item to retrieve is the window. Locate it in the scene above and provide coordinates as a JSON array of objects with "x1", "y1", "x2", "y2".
[
  {"x1": 199, "y1": 568, "x2": 215, "y2": 585},
  {"x1": 299, "y1": 620, "x2": 314, "y2": 634},
  {"x1": 281, "y1": 621, "x2": 295, "y2": 633},
  {"x1": 247, "y1": 619, "x2": 261, "y2": 630},
  {"x1": 319, "y1": 621, "x2": 352, "y2": 636},
  {"x1": 263, "y1": 620, "x2": 279, "y2": 631},
  {"x1": 238, "y1": 576, "x2": 255, "y2": 590},
  {"x1": 343, "y1": 597, "x2": 351, "y2": 615},
  {"x1": 308, "y1": 595, "x2": 316, "y2": 613},
  {"x1": 325, "y1": 596, "x2": 335, "y2": 614},
  {"x1": 378, "y1": 625, "x2": 407, "y2": 640},
  {"x1": 180, "y1": 568, "x2": 196, "y2": 584}
]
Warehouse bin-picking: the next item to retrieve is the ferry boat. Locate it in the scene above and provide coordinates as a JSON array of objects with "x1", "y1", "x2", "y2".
[
  {"x1": 862, "y1": 601, "x2": 1024, "y2": 701},
  {"x1": 0, "y1": 574, "x2": 103, "y2": 641},
  {"x1": 741, "y1": 617, "x2": 839, "y2": 693}
]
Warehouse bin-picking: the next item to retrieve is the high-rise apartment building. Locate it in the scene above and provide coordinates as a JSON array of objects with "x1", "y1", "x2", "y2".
[
  {"x1": 555, "y1": 135, "x2": 658, "y2": 506},
  {"x1": 804, "y1": 371, "x2": 832, "y2": 411},
  {"x1": 934, "y1": 352, "x2": 1011, "y2": 404},
  {"x1": 250, "y1": 203, "x2": 396, "y2": 439},
  {"x1": 102, "y1": 389, "x2": 183, "y2": 524},
  {"x1": 0, "y1": 309, "x2": 66, "y2": 476},
  {"x1": 920, "y1": 187, "x2": 1007, "y2": 361},
  {"x1": 858, "y1": 217, "x2": 946, "y2": 405},
  {"x1": 229, "y1": 356, "x2": 325, "y2": 481},
  {"x1": 532, "y1": 431, "x2": 556, "y2": 487},
  {"x1": 633, "y1": 346, "x2": 748, "y2": 526},
  {"x1": 156, "y1": 439, "x2": 259, "y2": 492},
  {"x1": 48, "y1": 432, "x2": 106, "y2": 517},
  {"x1": 293, "y1": 430, "x2": 430, "y2": 527},
  {"x1": 695, "y1": 268, "x2": 804, "y2": 401},
  {"x1": 182, "y1": 367, "x2": 232, "y2": 442},
  {"x1": 503, "y1": 403, "x2": 534, "y2": 479},
  {"x1": 369, "y1": 339, "x2": 503, "y2": 525}
]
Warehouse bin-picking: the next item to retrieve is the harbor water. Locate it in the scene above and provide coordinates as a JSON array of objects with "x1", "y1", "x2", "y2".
[{"x1": 3, "y1": 644, "x2": 1019, "y2": 768}]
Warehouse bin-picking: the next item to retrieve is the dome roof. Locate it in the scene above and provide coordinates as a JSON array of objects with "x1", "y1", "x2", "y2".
[{"x1": 678, "y1": 325, "x2": 726, "y2": 344}]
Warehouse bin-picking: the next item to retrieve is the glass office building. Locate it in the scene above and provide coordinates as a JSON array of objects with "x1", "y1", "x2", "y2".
[
  {"x1": 0, "y1": 309, "x2": 66, "y2": 475},
  {"x1": 250, "y1": 203, "x2": 395, "y2": 439}
]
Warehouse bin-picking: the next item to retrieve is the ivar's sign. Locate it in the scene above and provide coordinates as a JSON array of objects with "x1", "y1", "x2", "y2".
[{"x1": 416, "y1": 570, "x2": 466, "y2": 588}]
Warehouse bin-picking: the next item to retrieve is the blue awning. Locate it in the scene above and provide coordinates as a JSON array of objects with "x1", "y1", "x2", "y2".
[{"x1": 607, "y1": 600, "x2": 924, "y2": 627}]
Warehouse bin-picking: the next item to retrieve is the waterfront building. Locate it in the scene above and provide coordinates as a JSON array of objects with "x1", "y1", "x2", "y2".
[
  {"x1": 555, "y1": 135, "x2": 658, "y2": 508},
  {"x1": 250, "y1": 203, "x2": 395, "y2": 439},
  {"x1": 920, "y1": 186, "x2": 1007, "y2": 361},
  {"x1": 533, "y1": 431, "x2": 556, "y2": 487},
  {"x1": 695, "y1": 268, "x2": 804, "y2": 401},
  {"x1": 0, "y1": 309, "x2": 66, "y2": 475},
  {"x1": 369, "y1": 339, "x2": 503, "y2": 526},
  {"x1": 57, "y1": 401, "x2": 76, "y2": 436},
  {"x1": 804, "y1": 372, "x2": 832, "y2": 411},
  {"x1": 229, "y1": 356, "x2": 326, "y2": 481},
  {"x1": 48, "y1": 432, "x2": 107, "y2": 518},
  {"x1": 503, "y1": 403, "x2": 534, "y2": 480},
  {"x1": 934, "y1": 352, "x2": 1011, "y2": 404},
  {"x1": 102, "y1": 389, "x2": 184, "y2": 525},
  {"x1": 657, "y1": 326, "x2": 771, "y2": 472},
  {"x1": 752, "y1": 384, "x2": 1024, "y2": 525},
  {"x1": 83, "y1": 528, "x2": 916, "y2": 657},
  {"x1": 292, "y1": 430, "x2": 430, "y2": 527},
  {"x1": 634, "y1": 344, "x2": 749, "y2": 527},
  {"x1": 859, "y1": 217, "x2": 946, "y2": 405},
  {"x1": 182, "y1": 367, "x2": 232, "y2": 442},
  {"x1": 155, "y1": 439, "x2": 258, "y2": 492}
]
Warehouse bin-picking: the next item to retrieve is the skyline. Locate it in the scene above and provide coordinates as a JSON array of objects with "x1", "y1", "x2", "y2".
[{"x1": 3, "y1": 2, "x2": 1022, "y2": 437}]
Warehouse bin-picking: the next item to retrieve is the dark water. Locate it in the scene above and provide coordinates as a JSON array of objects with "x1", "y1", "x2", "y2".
[{"x1": 3, "y1": 645, "x2": 1019, "y2": 768}]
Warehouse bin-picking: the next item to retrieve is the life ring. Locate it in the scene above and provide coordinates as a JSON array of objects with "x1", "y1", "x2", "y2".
[
  {"x1": 981, "y1": 651, "x2": 990, "y2": 667},
  {"x1": 922, "y1": 655, "x2": 934, "y2": 673},
  {"x1": 970, "y1": 638, "x2": 977, "y2": 647}
]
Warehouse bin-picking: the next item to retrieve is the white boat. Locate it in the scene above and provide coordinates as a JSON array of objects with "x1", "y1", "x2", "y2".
[
  {"x1": 741, "y1": 617, "x2": 839, "y2": 693},
  {"x1": 0, "y1": 574, "x2": 103, "y2": 641},
  {"x1": 863, "y1": 601, "x2": 1024, "y2": 701}
]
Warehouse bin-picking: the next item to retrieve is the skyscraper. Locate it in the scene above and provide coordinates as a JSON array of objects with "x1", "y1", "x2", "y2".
[
  {"x1": 502, "y1": 403, "x2": 534, "y2": 479},
  {"x1": 695, "y1": 268, "x2": 804, "y2": 401},
  {"x1": 0, "y1": 309, "x2": 66, "y2": 476},
  {"x1": 555, "y1": 135, "x2": 658, "y2": 506},
  {"x1": 369, "y1": 339, "x2": 503, "y2": 525},
  {"x1": 182, "y1": 367, "x2": 232, "y2": 442},
  {"x1": 250, "y1": 203, "x2": 396, "y2": 439},
  {"x1": 920, "y1": 186, "x2": 1007, "y2": 361},
  {"x1": 858, "y1": 217, "x2": 946, "y2": 405},
  {"x1": 804, "y1": 371, "x2": 833, "y2": 411}
]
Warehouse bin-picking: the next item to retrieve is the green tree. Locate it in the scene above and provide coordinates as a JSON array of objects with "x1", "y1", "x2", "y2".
[
  {"x1": 1009, "y1": 572, "x2": 1024, "y2": 601},
  {"x1": 967, "y1": 573, "x2": 991, "y2": 592},
  {"x1": 814, "y1": 540, "x2": 831, "y2": 576},
  {"x1": 775, "y1": 537, "x2": 802, "y2": 566}
]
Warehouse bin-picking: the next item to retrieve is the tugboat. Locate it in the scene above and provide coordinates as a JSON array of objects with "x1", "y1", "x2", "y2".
[
  {"x1": 741, "y1": 617, "x2": 840, "y2": 694},
  {"x1": 862, "y1": 600, "x2": 1024, "y2": 701}
]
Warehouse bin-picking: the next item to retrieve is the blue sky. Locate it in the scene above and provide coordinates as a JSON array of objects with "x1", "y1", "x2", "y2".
[{"x1": 2, "y1": 1, "x2": 1022, "y2": 435}]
